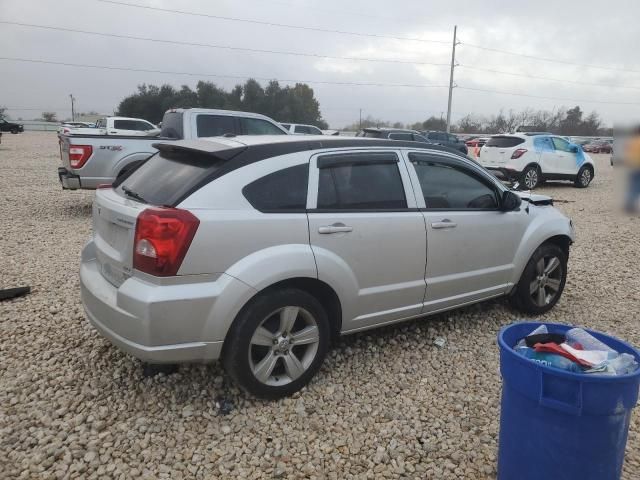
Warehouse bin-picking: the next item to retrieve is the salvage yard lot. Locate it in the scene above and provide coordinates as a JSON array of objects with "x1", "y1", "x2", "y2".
[{"x1": 1, "y1": 132, "x2": 639, "y2": 479}]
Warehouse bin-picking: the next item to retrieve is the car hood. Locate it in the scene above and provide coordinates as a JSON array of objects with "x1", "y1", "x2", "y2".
[{"x1": 516, "y1": 191, "x2": 553, "y2": 206}]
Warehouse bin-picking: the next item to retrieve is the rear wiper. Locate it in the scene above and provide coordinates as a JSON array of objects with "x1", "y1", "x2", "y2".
[{"x1": 121, "y1": 186, "x2": 147, "y2": 203}]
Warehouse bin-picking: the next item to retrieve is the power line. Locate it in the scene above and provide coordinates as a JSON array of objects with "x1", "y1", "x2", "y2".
[
  {"x1": 457, "y1": 85, "x2": 640, "y2": 106},
  {"x1": 97, "y1": 0, "x2": 449, "y2": 45},
  {"x1": 461, "y1": 42, "x2": 640, "y2": 74},
  {"x1": 459, "y1": 64, "x2": 640, "y2": 90},
  {"x1": 0, "y1": 21, "x2": 449, "y2": 67},
  {"x1": 0, "y1": 56, "x2": 450, "y2": 89}
]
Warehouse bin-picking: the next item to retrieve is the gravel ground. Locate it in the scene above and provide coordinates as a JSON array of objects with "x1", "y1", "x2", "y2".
[{"x1": 1, "y1": 132, "x2": 639, "y2": 479}]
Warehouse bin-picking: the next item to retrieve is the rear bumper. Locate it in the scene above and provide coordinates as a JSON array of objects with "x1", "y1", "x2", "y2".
[
  {"x1": 58, "y1": 167, "x2": 81, "y2": 189},
  {"x1": 79, "y1": 240, "x2": 245, "y2": 363}
]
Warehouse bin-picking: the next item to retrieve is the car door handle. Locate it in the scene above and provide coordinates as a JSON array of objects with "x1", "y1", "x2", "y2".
[
  {"x1": 431, "y1": 219, "x2": 457, "y2": 229},
  {"x1": 318, "y1": 223, "x2": 353, "y2": 234}
]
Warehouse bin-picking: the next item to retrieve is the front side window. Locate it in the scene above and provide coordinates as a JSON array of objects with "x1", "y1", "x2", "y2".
[
  {"x1": 197, "y1": 115, "x2": 236, "y2": 137},
  {"x1": 388, "y1": 132, "x2": 413, "y2": 141},
  {"x1": 294, "y1": 125, "x2": 312, "y2": 134},
  {"x1": 552, "y1": 137, "x2": 572, "y2": 152},
  {"x1": 317, "y1": 153, "x2": 407, "y2": 210},
  {"x1": 241, "y1": 118, "x2": 286, "y2": 135},
  {"x1": 410, "y1": 154, "x2": 498, "y2": 209},
  {"x1": 362, "y1": 130, "x2": 383, "y2": 138},
  {"x1": 242, "y1": 164, "x2": 309, "y2": 212}
]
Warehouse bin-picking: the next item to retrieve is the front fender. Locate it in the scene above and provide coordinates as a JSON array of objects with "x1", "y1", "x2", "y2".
[{"x1": 510, "y1": 208, "x2": 574, "y2": 286}]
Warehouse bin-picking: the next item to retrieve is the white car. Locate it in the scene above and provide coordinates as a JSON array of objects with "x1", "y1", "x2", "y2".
[
  {"x1": 67, "y1": 117, "x2": 160, "y2": 137},
  {"x1": 478, "y1": 133, "x2": 595, "y2": 189},
  {"x1": 280, "y1": 123, "x2": 324, "y2": 135},
  {"x1": 57, "y1": 122, "x2": 95, "y2": 134}
]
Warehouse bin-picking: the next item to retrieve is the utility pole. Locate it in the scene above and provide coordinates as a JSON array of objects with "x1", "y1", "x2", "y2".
[
  {"x1": 69, "y1": 94, "x2": 76, "y2": 122},
  {"x1": 445, "y1": 25, "x2": 458, "y2": 133},
  {"x1": 359, "y1": 108, "x2": 362, "y2": 130}
]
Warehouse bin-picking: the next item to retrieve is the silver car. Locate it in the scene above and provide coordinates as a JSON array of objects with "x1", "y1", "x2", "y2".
[{"x1": 81, "y1": 135, "x2": 575, "y2": 398}]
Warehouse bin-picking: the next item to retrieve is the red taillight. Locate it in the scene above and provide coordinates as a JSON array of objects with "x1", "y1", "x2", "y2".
[
  {"x1": 68, "y1": 145, "x2": 93, "y2": 168},
  {"x1": 96, "y1": 183, "x2": 112, "y2": 189},
  {"x1": 511, "y1": 148, "x2": 528, "y2": 159},
  {"x1": 133, "y1": 208, "x2": 200, "y2": 277}
]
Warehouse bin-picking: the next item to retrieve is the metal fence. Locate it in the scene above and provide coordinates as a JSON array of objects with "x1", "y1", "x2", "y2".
[{"x1": 20, "y1": 121, "x2": 59, "y2": 132}]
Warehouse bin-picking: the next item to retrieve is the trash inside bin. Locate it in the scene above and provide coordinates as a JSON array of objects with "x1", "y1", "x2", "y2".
[{"x1": 498, "y1": 322, "x2": 640, "y2": 480}]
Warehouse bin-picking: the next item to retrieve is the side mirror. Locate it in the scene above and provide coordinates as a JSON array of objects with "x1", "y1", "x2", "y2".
[
  {"x1": 501, "y1": 190, "x2": 522, "y2": 211},
  {"x1": 569, "y1": 144, "x2": 579, "y2": 153}
]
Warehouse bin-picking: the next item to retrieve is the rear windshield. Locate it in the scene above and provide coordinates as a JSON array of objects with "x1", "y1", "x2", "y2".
[
  {"x1": 485, "y1": 136, "x2": 525, "y2": 148},
  {"x1": 117, "y1": 151, "x2": 222, "y2": 206},
  {"x1": 159, "y1": 112, "x2": 184, "y2": 139},
  {"x1": 362, "y1": 130, "x2": 383, "y2": 138}
]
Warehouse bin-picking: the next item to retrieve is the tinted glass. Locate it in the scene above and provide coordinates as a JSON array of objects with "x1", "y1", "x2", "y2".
[
  {"x1": 448, "y1": 134, "x2": 459, "y2": 143},
  {"x1": 362, "y1": 130, "x2": 383, "y2": 138},
  {"x1": 411, "y1": 158, "x2": 498, "y2": 209},
  {"x1": 118, "y1": 151, "x2": 222, "y2": 206},
  {"x1": 388, "y1": 132, "x2": 414, "y2": 141},
  {"x1": 552, "y1": 137, "x2": 572, "y2": 152},
  {"x1": 243, "y1": 164, "x2": 309, "y2": 212},
  {"x1": 241, "y1": 118, "x2": 286, "y2": 135},
  {"x1": 197, "y1": 115, "x2": 236, "y2": 137},
  {"x1": 294, "y1": 125, "x2": 312, "y2": 134},
  {"x1": 113, "y1": 120, "x2": 144, "y2": 130},
  {"x1": 413, "y1": 134, "x2": 428, "y2": 142},
  {"x1": 281, "y1": 123, "x2": 291, "y2": 129},
  {"x1": 317, "y1": 158, "x2": 406, "y2": 210},
  {"x1": 486, "y1": 136, "x2": 525, "y2": 148},
  {"x1": 160, "y1": 111, "x2": 184, "y2": 139}
]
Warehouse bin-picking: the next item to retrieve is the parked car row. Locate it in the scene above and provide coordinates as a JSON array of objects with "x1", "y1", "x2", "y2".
[{"x1": 81, "y1": 134, "x2": 575, "y2": 398}]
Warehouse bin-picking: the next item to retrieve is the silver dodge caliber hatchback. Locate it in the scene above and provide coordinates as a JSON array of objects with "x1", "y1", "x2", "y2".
[{"x1": 81, "y1": 136, "x2": 575, "y2": 398}]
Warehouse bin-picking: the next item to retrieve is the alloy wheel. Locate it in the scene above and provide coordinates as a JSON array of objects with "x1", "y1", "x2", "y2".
[
  {"x1": 248, "y1": 306, "x2": 320, "y2": 386},
  {"x1": 580, "y1": 168, "x2": 592, "y2": 186},
  {"x1": 529, "y1": 255, "x2": 563, "y2": 307},
  {"x1": 524, "y1": 169, "x2": 538, "y2": 189}
]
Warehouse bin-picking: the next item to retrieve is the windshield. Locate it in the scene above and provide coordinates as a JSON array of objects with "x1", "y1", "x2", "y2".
[{"x1": 117, "y1": 150, "x2": 223, "y2": 206}]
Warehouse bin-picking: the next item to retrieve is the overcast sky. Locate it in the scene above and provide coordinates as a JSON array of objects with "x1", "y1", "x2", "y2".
[{"x1": 1, "y1": 0, "x2": 638, "y2": 128}]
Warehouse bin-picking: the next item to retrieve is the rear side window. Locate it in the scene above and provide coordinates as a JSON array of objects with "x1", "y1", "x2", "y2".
[
  {"x1": 197, "y1": 115, "x2": 236, "y2": 137},
  {"x1": 317, "y1": 153, "x2": 407, "y2": 210},
  {"x1": 294, "y1": 125, "x2": 312, "y2": 134},
  {"x1": 114, "y1": 120, "x2": 149, "y2": 131},
  {"x1": 486, "y1": 136, "x2": 525, "y2": 148},
  {"x1": 388, "y1": 132, "x2": 413, "y2": 141},
  {"x1": 240, "y1": 118, "x2": 286, "y2": 135},
  {"x1": 118, "y1": 151, "x2": 223, "y2": 206},
  {"x1": 243, "y1": 164, "x2": 309, "y2": 212}
]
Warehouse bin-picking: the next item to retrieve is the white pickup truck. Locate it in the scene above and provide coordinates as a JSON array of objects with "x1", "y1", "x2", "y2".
[
  {"x1": 58, "y1": 108, "x2": 289, "y2": 189},
  {"x1": 62, "y1": 116, "x2": 160, "y2": 136}
]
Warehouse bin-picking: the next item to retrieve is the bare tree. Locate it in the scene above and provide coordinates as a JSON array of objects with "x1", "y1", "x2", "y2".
[{"x1": 41, "y1": 112, "x2": 57, "y2": 122}]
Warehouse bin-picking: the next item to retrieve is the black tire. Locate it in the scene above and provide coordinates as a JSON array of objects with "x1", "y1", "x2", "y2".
[
  {"x1": 223, "y1": 288, "x2": 330, "y2": 399},
  {"x1": 519, "y1": 165, "x2": 541, "y2": 190},
  {"x1": 10, "y1": 128, "x2": 18, "y2": 134},
  {"x1": 574, "y1": 165, "x2": 593, "y2": 188},
  {"x1": 510, "y1": 243, "x2": 567, "y2": 315}
]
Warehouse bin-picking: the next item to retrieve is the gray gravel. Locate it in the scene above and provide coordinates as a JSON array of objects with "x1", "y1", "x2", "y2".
[{"x1": 1, "y1": 132, "x2": 639, "y2": 479}]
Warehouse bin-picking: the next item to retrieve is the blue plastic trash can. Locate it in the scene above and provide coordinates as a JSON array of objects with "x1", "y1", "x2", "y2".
[{"x1": 498, "y1": 322, "x2": 640, "y2": 480}]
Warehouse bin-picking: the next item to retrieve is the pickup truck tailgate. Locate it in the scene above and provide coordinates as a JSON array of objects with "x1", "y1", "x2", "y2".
[{"x1": 93, "y1": 189, "x2": 145, "y2": 287}]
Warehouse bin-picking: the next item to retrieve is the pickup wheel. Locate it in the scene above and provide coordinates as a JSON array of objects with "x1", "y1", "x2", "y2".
[
  {"x1": 574, "y1": 165, "x2": 593, "y2": 188},
  {"x1": 10, "y1": 127, "x2": 19, "y2": 134},
  {"x1": 223, "y1": 288, "x2": 329, "y2": 400},
  {"x1": 510, "y1": 243, "x2": 567, "y2": 315}
]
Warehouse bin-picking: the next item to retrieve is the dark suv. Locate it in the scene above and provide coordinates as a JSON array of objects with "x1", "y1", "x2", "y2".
[
  {"x1": 0, "y1": 118, "x2": 24, "y2": 134},
  {"x1": 422, "y1": 131, "x2": 468, "y2": 154},
  {"x1": 359, "y1": 128, "x2": 431, "y2": 143}
]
